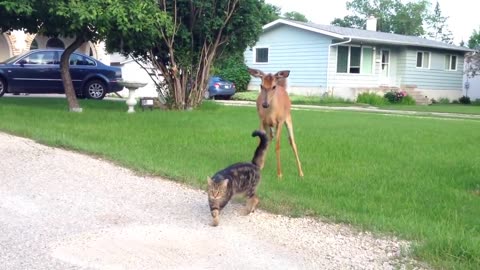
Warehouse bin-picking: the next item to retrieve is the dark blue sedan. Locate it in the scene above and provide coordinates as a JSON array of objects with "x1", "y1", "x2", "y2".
[
  {"x1": 205, "y1": 76, "x2": 236, "y2": 100},
  {"x1": 0, "y1": 49, "x2": 123, "y2": 99}
]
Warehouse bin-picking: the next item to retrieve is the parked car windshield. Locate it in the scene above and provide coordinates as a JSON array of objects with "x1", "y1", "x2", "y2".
[{"x1": 0, "y1": 54, "x2": 24, "y2": 64}]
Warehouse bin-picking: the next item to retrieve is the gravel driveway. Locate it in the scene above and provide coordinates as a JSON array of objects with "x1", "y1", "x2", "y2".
[{"x1": 0, "y1": 132, "x2": 423, "y2": 270}]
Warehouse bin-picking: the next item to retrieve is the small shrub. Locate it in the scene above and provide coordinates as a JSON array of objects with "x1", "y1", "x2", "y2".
[
  {"x1": 356, "y1": 92, "x2": 388, "y2": 106},
  {"x1": 430, "y1": 98, "x2": 438, "y2": 104},
  {"x1": 438, "y1": 97, "x2": 450, "y2": 104},
  {"x1": 459, "y1": 95, "x2": 471, "y2": 104},
  {"x1": 212, "y1": 53, "x2": 250, "y2": 92},
  {"x1": 384, "y1": 90, "x2": 412, "y2": 104},
  {"x1": 399, "y1": 95, "x2": 416, "y2": 105},
  {"x1": 452, "y1": 100, "x2": 460, "y2": 104},
  {"x1": 472, "y1": 99, "x2": 480, "y2": 106}
]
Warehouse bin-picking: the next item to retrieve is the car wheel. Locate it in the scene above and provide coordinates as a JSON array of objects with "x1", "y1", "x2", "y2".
[
  {"x1": 84, "y1": 80, "x2": 106, "y2": 100},
  {"x1": 0, "y1": 78, "x2": 6, "y2": 97}
]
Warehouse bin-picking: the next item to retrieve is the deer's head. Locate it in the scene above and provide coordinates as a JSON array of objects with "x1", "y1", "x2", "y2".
[{"x1": 248, "y1": 68, "x2": 290, "y2": 108}]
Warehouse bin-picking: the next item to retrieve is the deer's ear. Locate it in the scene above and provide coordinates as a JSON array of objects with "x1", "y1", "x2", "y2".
[
  {"x1": 275, "y1": 70, "x2": 290, "y2": 78},
  {"x1": 248, "y1": 67, "x2": 265, "y2": 78}
]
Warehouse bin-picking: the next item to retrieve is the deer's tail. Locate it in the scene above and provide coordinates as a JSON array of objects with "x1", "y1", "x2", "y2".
[{"x1": 251, "y1": 130, "x2": 268, "y2": 167}]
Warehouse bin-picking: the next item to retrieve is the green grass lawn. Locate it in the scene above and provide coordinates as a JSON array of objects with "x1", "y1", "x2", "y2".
[
  {"x1": 377, "y1": 104, "x2": 480, "y2": 115},
  {"x1": 233, "y1": 91, "x2": 357, "y2": 106},
  {"x1": 234, "y1": 91, "x2": 480, "y2": 114},
  {"x1": 1, "y1": 97, "x2": 479, "y2": 269}
]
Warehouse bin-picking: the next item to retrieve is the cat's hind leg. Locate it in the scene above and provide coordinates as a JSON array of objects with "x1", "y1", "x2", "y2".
[
  {"x1": 243, "y1": 195, "x2": 259, "y2": 215},
  {"x1": 210, "y1": 209, "x2": 220, "y2": 226}
]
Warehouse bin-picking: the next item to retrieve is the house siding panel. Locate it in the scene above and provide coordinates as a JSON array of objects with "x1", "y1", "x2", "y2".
[
  {"x1": 401, "y1": 49, "x2": 464, "y2": 90},
  {"x1": 244, "y1": 25, "x2": 332, "y2": 92}
]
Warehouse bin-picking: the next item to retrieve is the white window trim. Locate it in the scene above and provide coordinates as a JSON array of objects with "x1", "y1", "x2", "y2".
[
  {"x1": 416, "y1": 51, "x2": 431, "y2": 69},
  {"x1": 253, "y1": 46, "x2": 270, "y2": 64},
  {"x1": 336, "y1": 45, "x2": 374, "y2": 75},
  {"x1": 445, "y1": 54, "x2": 457, "y2": 71},
  {"x1": 381, "y1": 49, "x2": 390, "y2": 77}
]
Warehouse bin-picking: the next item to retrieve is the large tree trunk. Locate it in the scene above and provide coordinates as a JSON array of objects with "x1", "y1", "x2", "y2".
[{"x1": 60, "y1": 36, "x2": 85, "y2": 112}]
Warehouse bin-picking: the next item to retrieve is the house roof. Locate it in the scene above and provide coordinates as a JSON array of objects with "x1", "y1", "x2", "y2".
[{"x1": 264, "y1": 19, "x2": 473, "y2": 53}]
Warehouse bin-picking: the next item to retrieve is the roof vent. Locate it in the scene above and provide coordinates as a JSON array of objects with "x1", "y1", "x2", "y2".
[{"x1": 366, "y1": 16, "x2": 377, "y2": 31}]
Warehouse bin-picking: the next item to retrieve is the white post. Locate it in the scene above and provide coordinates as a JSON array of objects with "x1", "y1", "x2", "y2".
[
  {"x1": 118, "y1": 81, "x2": 147, "y2": 113},
  {"x1": 126, "y1": 86, "x2": 137, "y2": 113}
]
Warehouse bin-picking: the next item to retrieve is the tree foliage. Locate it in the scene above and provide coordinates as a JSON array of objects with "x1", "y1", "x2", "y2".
[
  {"x1": 108, "y1": 0, "x2": 269, "y2": 110},
  {"x1": 260, "y1": 2, "x2": 282, "y2": 24},
  {"x1": 283, "y1": 11, "x2": 309, "y2": 22},
  {"x1": 468, "y1": 27, "x2": 480, "y2": 50},
  {"x1": 331, "y1": 15, "x2": 365, "y2": 29},
  {"x1": 212, "y1": 53, "x2": 250, "y2": 92},
  {"x1": 465, "y1": 28, "x2": 480, "y2": 79},
  {"x1": 426, "y1": 1, "x2": 453, "y2": 44},
  {"x1": 331, "y1": 0, "x2": 439, "y2": 37},
  {"x1": 465, "y1": 52, "x2": 480, "y2": 79}
]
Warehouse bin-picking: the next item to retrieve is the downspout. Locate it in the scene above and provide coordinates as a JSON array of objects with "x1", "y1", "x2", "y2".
[{"x1": 326, "y1": 37, "x2": 352, "y2": 96}]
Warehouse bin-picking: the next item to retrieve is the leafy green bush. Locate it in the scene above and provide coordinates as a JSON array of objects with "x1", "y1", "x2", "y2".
[
  {"x1": 211, "y1": 54, "x2": 250, "y2": 92},
  {"x1": 383, "y1": 90, "x2": 415, "y2": 104},
  {"x1": 459, "y1": 95, "x2": 471, "y2": 104},
  {"x1": 438, "y1": 97, "x2": 450, "y2": 104},
  {"x1": 472, "y1": 99, "x2": 480, "y2": 106},
  {"x1": 399, "y1": 95, "x2": 416, "y2": 105},
  {"x1": 356, "y1": 92, "x2": 388, "y2": 106}
]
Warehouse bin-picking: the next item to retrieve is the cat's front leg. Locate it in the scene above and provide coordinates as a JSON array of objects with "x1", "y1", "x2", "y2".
[{"x1": 210, "y1": 209, "x2": 220, "y2": 226}]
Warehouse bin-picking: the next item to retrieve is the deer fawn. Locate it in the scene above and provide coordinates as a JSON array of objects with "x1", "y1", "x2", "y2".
[{"x1": 247, "y1": 67, "x2": 304, "y2": 178}]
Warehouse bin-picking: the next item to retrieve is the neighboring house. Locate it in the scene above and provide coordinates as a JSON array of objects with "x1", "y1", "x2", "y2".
[
  {"x1": 109, "y1": 53, "x2": 157, "y2": 98},
  {"x1": 245, "y1": 18, "x2": 473, "y2": 103},
  {"x1": 0, "y1": 30, "x2": 109, "y2": 64}
]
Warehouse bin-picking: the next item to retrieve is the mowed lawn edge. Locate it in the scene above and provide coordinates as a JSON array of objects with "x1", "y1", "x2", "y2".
[
  {"x1": 233, "y1": 91, "x2": 480, "y2": 115},
  {"x1": 1, "y1": 97, "x2": 479, "y2": 270}
]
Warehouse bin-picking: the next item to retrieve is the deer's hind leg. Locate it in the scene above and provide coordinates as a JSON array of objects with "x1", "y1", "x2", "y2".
[
  {"x1": 285, "y1": 116, "x2": 304, "y2": 177},
  {"x1": 274, "y1": 122, "x2": 284, "y2": 178}
]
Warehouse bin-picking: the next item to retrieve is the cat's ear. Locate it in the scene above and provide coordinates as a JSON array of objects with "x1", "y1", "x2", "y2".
[
  {"x1": 207, "y1": 177, "x2": 213, "y2": 186},
  {"x1": 221, "y1": 179, "x2": 229, "y2": 187}
]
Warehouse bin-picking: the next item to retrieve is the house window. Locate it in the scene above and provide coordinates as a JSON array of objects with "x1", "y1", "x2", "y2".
[
  {"x1": 336, "y1": 45, "x2": 374, "y2": 74},
  {"x1": 381, "y1": 50, "x2": 390, "y2": 77},
  {"x1": 445, "y1": 54, "x2": 457, "y2": 71},
  {"x1": 416, "y1": 51, "x2": 430, "y2": 68},
  {"x1": 255, "y1": 47, "x2": 269, "y2": 63},
  {"x1": 337, "y1": 46, "x2": 348, "y2": 73},
  {"x1": 362, "y1": 47, "x2": 373, "y2": 74},
  {"x1": 350, "y1": 47, "x2": 361, "y2": 73}
]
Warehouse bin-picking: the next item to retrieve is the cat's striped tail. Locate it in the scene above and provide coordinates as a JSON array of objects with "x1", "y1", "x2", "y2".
[{"x1": 251, "y1": 130, "x2": 268, "y2": 167}]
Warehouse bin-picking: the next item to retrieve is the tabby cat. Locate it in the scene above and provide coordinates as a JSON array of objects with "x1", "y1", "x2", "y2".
[{"x1": 207, "y1": 130, "x2": 268, "y2": 226}]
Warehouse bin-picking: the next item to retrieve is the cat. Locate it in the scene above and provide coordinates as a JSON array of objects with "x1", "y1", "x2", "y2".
[{"x1": 207, "y1": 130, "x2": 268, "y2": 227}]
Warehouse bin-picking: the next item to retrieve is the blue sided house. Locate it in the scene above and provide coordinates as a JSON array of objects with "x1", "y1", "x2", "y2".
[{"x1": 244, "y1": 18, "x2": 473, "y2": 103}]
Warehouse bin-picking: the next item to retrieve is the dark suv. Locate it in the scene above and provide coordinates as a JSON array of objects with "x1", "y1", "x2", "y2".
[{"x1": 0, "y1": 49, "x2": 123, "y2": 99}]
